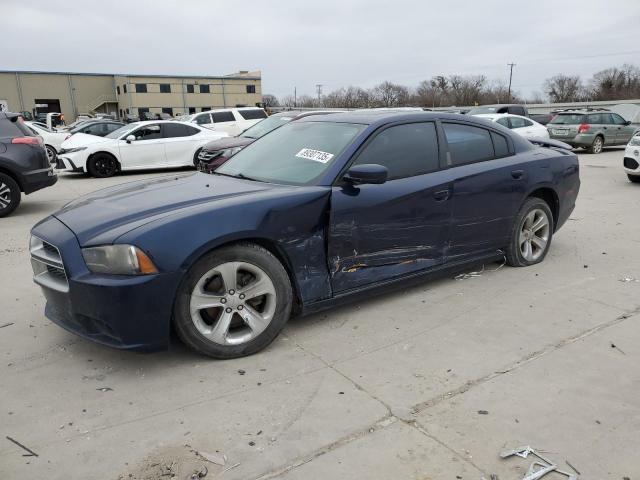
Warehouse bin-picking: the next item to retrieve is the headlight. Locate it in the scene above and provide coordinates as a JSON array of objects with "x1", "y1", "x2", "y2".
[
  {"x1": 629, "y1": 137, "x2": 640, "y2": 147},
  {"x1": 60, "y1": 146, "x2": 87, "y2": 154},
  {"x1": 82, "y1": 245, "x2": 158, "y2": 275},
  {"x1": 225, "y1": 146, "x2": 243, "y2": 157}
]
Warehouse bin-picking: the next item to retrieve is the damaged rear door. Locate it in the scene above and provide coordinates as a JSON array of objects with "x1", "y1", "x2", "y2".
[{"x1": 328, "y1": 121, "x2": 452, "y2": 293}]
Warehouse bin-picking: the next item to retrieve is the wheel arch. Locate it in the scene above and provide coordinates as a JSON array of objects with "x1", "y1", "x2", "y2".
[
  {"x1": 0, "y1": 166, "x2": 23, "y2": 191},
  {"x1": 527, "y1": 186, "x2": 559, "y2": 230}
]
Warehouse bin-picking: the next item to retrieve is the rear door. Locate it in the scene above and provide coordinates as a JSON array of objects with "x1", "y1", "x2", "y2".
[
  {"x1": 442, "y1": 122, "x2": 523, "y2": 260},
  {"x1": 117, "y1": 123, "x2": 166, "y2": 169},
  {"x1": 194, "y1": 113, "x2": 213, "y2": 130},
  {"x1": 212, "y1": 110, "x2": 239, "y2": 135},
  {"x1": 328, "y1": 121, "x2": 453, "y2": 292},
  {"x1": 161, "y1": 123, "x2": 201, "y2": 166},
  {"x1": 588, "y1": 113, "x2": 613, "y2": 145},
  {"x1": 236, "y1": 109, "x2": 268, "y2": 132}
]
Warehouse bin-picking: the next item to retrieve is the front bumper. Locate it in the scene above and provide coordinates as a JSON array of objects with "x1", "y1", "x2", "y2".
[
  {"x1": 624, "y1": 145, "x2": 640, "y2": 175},
  {"x1": 55, "y1": 152, "x2": 87, "y2": 172},
  {"x1": 23, "y1": 166, "x2": 57, "y2": 194},
  {"x1": 30, "y1": 216, "x2": 183, "y2": 352}
]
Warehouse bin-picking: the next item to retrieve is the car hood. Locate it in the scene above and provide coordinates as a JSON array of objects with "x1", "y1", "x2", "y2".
[
  {"x1": 202, "y1": 136, "x2": 254, "y2": 152},
  {"x1": 61, "y1": 132, "x2": 112, "y2": 149},
  {"x1": 53, "y1": 172, "x2": 286, "y2": 246}
]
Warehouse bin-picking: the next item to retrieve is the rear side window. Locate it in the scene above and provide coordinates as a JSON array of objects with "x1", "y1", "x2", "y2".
[
  {"x1": 238, "y1": 109, "x2": 267, "y2": 120},
  {"x1": 0, "y1": 117, "x2": 34, "y2": 138},
  {"x1": 491, "y1": 132, "x2": 510, "y2": 158},
  {"x1": 195, "y1": 114, "x2": 211, "y2": 125},
  {"x1": 352, "y1": 122, "x2": 439, "y2": 180},
  {"x1": 442, "y1": 123, "x2": 494, "y2": 166},
  {"x1": 163, "y1": 123, "x2": 199, "y2": 138},
  {"x1": 587, "y1": 113, "x2": 604, "y2": 124},
  {"x1": 496, "y1": 118, "x2": 510, "y2": 128},
  {"x1": 551, "y1": 114, "x2": 585, "y2": 125},
  {"x1": 212, "y1": 111, "x2": 235, "y2": 123}
]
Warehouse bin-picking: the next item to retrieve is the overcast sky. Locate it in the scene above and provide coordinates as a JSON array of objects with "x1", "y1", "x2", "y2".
[{"x1": 2, "y1": 0, "x2": 639, "y2": 99}]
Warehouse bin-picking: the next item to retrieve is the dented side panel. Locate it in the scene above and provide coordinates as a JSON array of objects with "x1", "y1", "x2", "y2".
[{"x1": 328, "y1": 171, "x2": 453, "y2": 293}]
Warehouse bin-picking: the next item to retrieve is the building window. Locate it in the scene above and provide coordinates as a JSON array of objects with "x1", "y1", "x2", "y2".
[
  {"x1": 123, "y1": 84, "x2": 127, "y2": 93},
  {"x1": 116, "y1": 86, "x2": 121, "y2": 95},
  {"x1": 159, "y1": 83, "x2": 171, "y2": 93},
  {"x1": 246, "y1": 85, "x2": 256, "y2": 94},
  {"x1": 186, "y1": 84, "x2": 194, "y2": 94},
  {"x1": 126, "y1": 108, "x2": 130, "y2": 114},
  {"x1": 202, "y1": 107, "x2": 211, "y2": 112},
  {"x1": 188, "y1": 107, "x2": 196, "y2": 114},
  {"x1": 135, "y1": 83, "x2": 147, "y2": 93},
  {"x1": 199, "y1": 84, "x2": 210, "y2": 93},
  {"x1": 119, "y1": 109, "x2": 123, "y2": 118},
  {"x1": 162, "y1": 107, "x2": 173, "y2": 116},
  {"x1": 138, "y1": 107, "x2": 150, "y2": 118}
]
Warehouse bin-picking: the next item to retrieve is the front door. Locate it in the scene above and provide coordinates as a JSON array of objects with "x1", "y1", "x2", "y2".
[
  {"x1": 328, "y1": 122, "x2": 452, "y2": 293},
  {"x1": 610, "y1": 113, "x2": 636, "y2": 144},
  {"x1": 441, "y1": 121, "x2": 524, "y2": 260},
  {"x1": 118, "y1": 123, "x2": 165, "y2": 169}
]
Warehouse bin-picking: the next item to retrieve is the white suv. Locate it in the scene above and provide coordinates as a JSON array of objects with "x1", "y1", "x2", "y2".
[{"x1": 181, "y1": 107, "x2": 267, "y2": 136}]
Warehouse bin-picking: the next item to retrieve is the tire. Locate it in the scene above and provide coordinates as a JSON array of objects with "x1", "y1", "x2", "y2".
[
  {"x1": 87, "y1": 153, "x2": 118, "y2": 178},
  {"x1": 173, "y1": 242, "x2": 293, "y2": 359},
  {"x1": 193, "y1": 148, "x2": 203, "y2": 167},
  {"x1": 587, "y1": 135, "x2": 603, "y2": 154},
  {"x1": 0, "y1": 173, "x2": 21, "y2": 218},
  {"x1": 45, "y1": 145, "x2": 57, "y2": 163},
  {"x1": 506, "y1": 197, "x2": 554, "y2": 267},
  {"x1": 628, "y1": 174, "x2": 640, "y2": 183}
]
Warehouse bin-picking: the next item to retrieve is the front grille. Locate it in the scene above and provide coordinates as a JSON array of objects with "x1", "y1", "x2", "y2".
[
  {"x1": 624, "y1": 157, "x2": 639, "y2": 170},
  {"x1": 30, "y1": 236, "x2": 69, "y2": 293},
  {"x1": 198, "y1": 150, "x2": 221, "y2": 161}
]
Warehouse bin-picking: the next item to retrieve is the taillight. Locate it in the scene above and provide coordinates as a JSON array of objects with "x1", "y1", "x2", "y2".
[
  {"x1": 12, "y1": 136, "x2": 44, "y2": 146},
  {"x1": 578, "y1": 123, "x2": 590, "y2": 134}
]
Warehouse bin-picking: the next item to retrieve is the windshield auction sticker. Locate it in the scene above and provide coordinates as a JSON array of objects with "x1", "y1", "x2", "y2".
[{"x1": 295, "y1": 148, "x2": 334, "y2": 163}]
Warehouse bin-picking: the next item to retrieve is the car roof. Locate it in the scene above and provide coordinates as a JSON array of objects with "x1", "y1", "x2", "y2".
[
  {"x1": 474, "y1": 113, "x2": 526, "y2": 120},
  {"x1": 296, "y1": 110, "x2": 469, "y2": 125}
]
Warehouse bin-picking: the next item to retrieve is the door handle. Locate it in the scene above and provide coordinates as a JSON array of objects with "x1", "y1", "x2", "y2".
[
  {"x1": 433, "y1": 189, "x2": 450, "y2": 201},
  {"x1": 511, "y1": 170, "x2": 524, "y2": 180}
]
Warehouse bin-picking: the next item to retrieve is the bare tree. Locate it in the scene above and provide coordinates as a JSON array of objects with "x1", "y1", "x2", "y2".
[
  {"x1": 544, "y1": 75, "x2": 584, "y2": 102},
  {"x1": 261, "y1": 94, "x2": 279, "y2": 108},
  {"x1": 372, "y1": 81, "x2": 410, "y2": 107},
  {"x1": 279, "y1": 94, "x2": 296, "y2": 108},
  {"x1": 589, "y1": 64, "x2": 640, "y2": 100}
]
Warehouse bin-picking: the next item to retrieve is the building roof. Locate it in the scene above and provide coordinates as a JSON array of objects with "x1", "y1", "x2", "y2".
[{"x1": 0, "y1": 70, "x2": 261, "y2": 80}]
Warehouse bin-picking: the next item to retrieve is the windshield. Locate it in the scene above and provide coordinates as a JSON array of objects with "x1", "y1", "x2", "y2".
[
  {"x1": 30, "y1": 123, "x2": 54, "y2": 133},
  {"x1": 240, "y1": 115, "x2": 293, "y2": 139},
  {"x1": 217, "y1": 121, "x2": 366, "y2": 185},
  {"x1": 549, "y1": 114, "x2": 585, "y2": 125},
  {"x1": 105, "y1": 124, "x2": 137, "y2": 139}
]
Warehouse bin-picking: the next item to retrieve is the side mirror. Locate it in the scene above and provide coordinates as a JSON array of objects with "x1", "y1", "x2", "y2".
[
  {"x1": 343, "y1": 164, "x2": 388, "y2": 185},
  {"x1": 625, "y1": 120, "x2": 632, "y2": 126},
  {"x1": 125, "y1": 135, "x2": 136, "y2": 143}
]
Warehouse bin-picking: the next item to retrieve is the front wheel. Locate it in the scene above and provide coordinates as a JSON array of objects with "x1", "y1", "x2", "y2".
[
  {"x1": 173, "y1": 243, "x2": 293, "y2": 358},
  {"x1": 506, "y1": 198, "x2": 554, "y2": 267},
  {"x1": 588, "y1": 136, "x2": 603, "y2": 154},
  {"x1": 87, "y1": 153, "x2": 118, "y2": 178},
  {"x1": 45, "y1": 145, "x2": 57, "y2": 163},
  {"x1": 0, "y1": 173, "x2": 21, "y2": 217}
]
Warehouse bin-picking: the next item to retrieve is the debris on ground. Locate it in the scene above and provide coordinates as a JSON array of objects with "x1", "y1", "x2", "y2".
[
  {"x1": 619, "y1": 276, "x2": 639, "y2": 283},
  {"x1": 500, "y1": 445, "x2": 577, "y2": 479},
  {"x1": 565, "y1": 460, "x2": 581, "y2": 475},
  {"x1": 610, "y1": 343, "x2": 626, "y2": 355},
  {"x1": 237, "y1": 369, "x2": 246, "y2": 375},
  {"x1": 196, "y1": 450, "x2": 227, "y2": 466},
  {"x1": 189, "y1": 465, "x2": 208, "y2": 479},
  {"x1": 454, "y1": 256, "x2": 506, "y2": 280},
  {"x1": 96, "y1": 387, "x2": 113, "y2": 392},
  {"x1": 6, "y1": 436, "x2": 38, "y2": 457},
  {"x1": 477, "y1": 410, "x2": 489, "y2": 415},
  {"x1": 0, "y1": 322, "x2": 14, "y2": 329}
]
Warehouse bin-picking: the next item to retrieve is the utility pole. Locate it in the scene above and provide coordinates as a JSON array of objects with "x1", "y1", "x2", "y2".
[
  {"x1": 316, "y1": 84, "x2": 323, "y2": 104},
  {"x1": 294, "y1": 86, "x2": 297, "y2": 108},
  {"x1": 507, "y1": 62, "x2": 516, "y2": 101}
]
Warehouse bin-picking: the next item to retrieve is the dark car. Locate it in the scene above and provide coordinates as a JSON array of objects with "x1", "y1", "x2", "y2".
[
  {"x1": 468, "y1": 104, "x2": 529, "y2": 117},
  {"x1": 197, "y1": 110, "x2": 340, "y2": 172},
  {"x1": 67, "y1": 120, "x2": 125, "y2": 138},
  {"x1": 0, "y1": 112, "x2": 57, "y2": 217},
  {"x1": 30, "y1": 111, "x2": 579, "y2": 358},
  {"x1": 529, "y1": 113, "x2": 554, "y2": 125},
  {"x1": 124, "y1": 114, "x2": 140, "y2": 124}
]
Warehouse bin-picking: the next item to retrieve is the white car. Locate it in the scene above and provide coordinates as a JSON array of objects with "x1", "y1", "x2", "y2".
[
  {"x1": 180, "y1": 107, "x2": 267, "y2": 136},
  {"x1": 475, "y1": 114, "x2": 550, "y2": 141},
  {"x1": 25, "y1": 121, "x2": 70, "y2": 163},
  {"x1": 623, "y1": 133, "x2": 640, "y2": 183},
  {"x1": 56, "y1": 121, "x2": 227, "y2": 178}
]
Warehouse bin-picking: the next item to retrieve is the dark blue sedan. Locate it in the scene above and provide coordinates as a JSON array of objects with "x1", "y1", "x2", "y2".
[{"x1": 30, "y1": 111, "x2": 580, "y2": 358}]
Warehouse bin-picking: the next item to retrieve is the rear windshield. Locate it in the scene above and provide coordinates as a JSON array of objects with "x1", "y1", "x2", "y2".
[
  {"x1": 0, "y1": 116, "x2": 36, "y2": 138},
  {"x1": 550, "y1": 114, "x2": 585, "y2": 125},
  {"x1": 240, "y1": 115, "x2": 292, "y2": 139},
  {"x1": 468, "y1": 106, "x2": 502, "y2": 115},
  {"x1": 238, "y1": 109, "x2": 268, "y2": 120}
]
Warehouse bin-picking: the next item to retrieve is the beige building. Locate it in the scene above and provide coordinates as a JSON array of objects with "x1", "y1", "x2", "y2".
[{"x1": 0, "y1": 70, "x2": 262, "y2": 122}]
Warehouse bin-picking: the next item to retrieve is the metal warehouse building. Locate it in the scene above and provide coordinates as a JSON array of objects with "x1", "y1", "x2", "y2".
[{"x1": 0, "y1": 70, "x2": 262, "y2": 122}]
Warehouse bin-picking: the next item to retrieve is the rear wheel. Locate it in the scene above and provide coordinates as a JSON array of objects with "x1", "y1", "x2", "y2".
[
  {"x1": 506, "y1": 198, "x2": 553, "y2": 267},
  {"x1": 87, "y1": 153, "x2": 118, "y2": 178},
  {"x1": 628, "y1": 174, "x2": 640, "y2": 183},
  {"x1": 588, "y1": 136, "x2": 603, "y2": 154},
  {"x1": 193, "y1": 148, "x2": 203, "y2": 167},
  {"x1": 0, "y1": 173, "x2": 21, "y2": 217},
  {"x1": 173, "y1": 243, "x2": 292, "y2": 358},
  {"x1": 45, "y1": 145, "x2": 57, "y2": 163}
]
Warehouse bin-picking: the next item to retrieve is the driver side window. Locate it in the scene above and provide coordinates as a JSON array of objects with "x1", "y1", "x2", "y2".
[{"x1": 131, "y1": 125, "x2": 162, "y2": 141}]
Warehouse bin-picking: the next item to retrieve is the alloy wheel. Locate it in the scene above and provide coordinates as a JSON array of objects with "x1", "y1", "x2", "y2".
[
  {"x1": 592, "y1": 137, "x2": 603, "y2": 153},
  {"x1": 95, "y1": 157, "x2": 117, "y2": 176},
  {"x1": 519, "y1": 208, "x2": 550, "y2": 262},
  {"x1": 189, "y1": 261, "x2": 277, "y2": 345},
  {"x1": 46, "y1": 146, "x2": 57, "y2": 162},
  {"x1": 0, "y1": 182, "x2": 11, "y2": 209}
]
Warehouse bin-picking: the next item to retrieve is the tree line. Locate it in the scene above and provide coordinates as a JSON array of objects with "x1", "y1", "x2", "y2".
[{"x1": 262, "y1": 63, "x2": 640, "y2": 109}]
